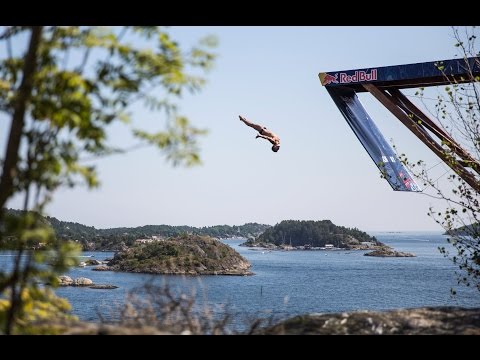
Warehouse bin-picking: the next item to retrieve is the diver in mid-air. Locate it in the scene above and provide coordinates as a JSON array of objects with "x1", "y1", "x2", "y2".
[{"x1": 239, "y1": 115, "x2": 280, "y2": 152}]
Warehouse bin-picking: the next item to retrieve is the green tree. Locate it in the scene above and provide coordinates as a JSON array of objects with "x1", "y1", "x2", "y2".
[
  {"x1": 398, "y1": 26, "x2": 480, "y2": 293},
  {"x1": 0, "y1": 26, "x2": 216, "y2": 334},
  {"x1": 252, "y1": 220, "x2": 378, "y2": 247}
]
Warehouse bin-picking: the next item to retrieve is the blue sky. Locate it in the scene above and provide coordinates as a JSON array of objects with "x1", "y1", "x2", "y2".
[{"x1": 1, "y1": 26, "x2": 463, "y2": 231}]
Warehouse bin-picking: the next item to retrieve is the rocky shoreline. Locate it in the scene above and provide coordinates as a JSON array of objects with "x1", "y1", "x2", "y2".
[
  {"x1": 241, "y1": 242, "x2": 415, "y2": 256},
  {"x1": 264, "y1": 307, "x2": 480, "y2": 335},
  {"x1": 241, "y1": 241, "x2": 415, "y2": 257},
  {"x1": 57, "y1": 275, "x2": 118, "y2": 289},
  {"x1": 364, "y1": 247, "x2": 416, "y2": 257},
  {"x1": 241, "y1": 242, "x2": 384, "y2": 251},
  {"x1": 57, "y1": 306, "x2": 480, "y2": 335}
]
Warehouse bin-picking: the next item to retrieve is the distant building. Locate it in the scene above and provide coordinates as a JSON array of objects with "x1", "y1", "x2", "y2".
[
  {"x1": 325, "y1": 244, "x2": 334, "y2": 249},
  {"x1": 135, "y1": 238, "x2": 154, "y2": 244},
  {"x1": 135, "y1": 235, "x2": 166, "y2": 244}
]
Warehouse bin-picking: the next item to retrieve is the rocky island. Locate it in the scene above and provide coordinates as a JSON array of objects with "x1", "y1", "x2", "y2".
[
  {"x1": 108, "y1": 234, "x2": 252, "y2": 275},
  {"x1": 57, "y1": 275, "x2": 118, "y2": 289},
  {"x1": 242, "y1": 220, "x2": 383, "y2": 250},
  {"x1": 364, "y1": 248, "x2": 416, "y2": 257},
  {"x1": 241, "y1": 220, "x2": 415, "y2": 257}
]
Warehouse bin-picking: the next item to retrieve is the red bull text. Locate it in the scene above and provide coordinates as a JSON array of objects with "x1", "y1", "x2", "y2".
[
  {"x1": 322, "y1": 69, "x2": 377, "y2": 85},
  {"x1": 340, "y1": 69, "x2": 377, "y2": 83}
]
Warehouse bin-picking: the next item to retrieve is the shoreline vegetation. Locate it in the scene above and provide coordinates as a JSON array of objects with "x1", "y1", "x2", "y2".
[
  {"x1": 3, "y1": 209, "x2": 270, "y2": 251},
  {"x1": 3, "y1": 210, "x2": 416, "y2": 262}
]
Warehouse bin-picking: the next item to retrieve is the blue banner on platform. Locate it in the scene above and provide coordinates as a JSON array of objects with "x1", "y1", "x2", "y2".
[{"x1": 327, "y1": 88, "x2": 421, "y2": 192}]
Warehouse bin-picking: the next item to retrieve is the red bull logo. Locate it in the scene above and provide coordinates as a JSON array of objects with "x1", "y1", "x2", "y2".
[
  {"x1": 321, "y1": 73, "x2": 338, "y2": 85},
  {"x1": 321, "y1": 69, "x2": 378, "y2": 85}
]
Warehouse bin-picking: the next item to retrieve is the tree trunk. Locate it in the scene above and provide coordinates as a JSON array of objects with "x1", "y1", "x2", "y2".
[{"x1": 0, "y1": 26, "x2": 43, "y2": 218}]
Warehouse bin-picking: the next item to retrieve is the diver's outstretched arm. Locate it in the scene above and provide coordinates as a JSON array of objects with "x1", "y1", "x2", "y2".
[{"x1": 256, "y1": 134, "x2": 276, "y2": 145}]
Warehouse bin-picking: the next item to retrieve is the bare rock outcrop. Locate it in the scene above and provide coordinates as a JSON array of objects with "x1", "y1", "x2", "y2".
[{"x1": 265, "y1": 307, "x2": 480, "y2": 335}]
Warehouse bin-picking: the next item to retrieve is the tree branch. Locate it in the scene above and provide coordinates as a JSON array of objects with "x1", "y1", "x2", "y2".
[{"x1": 0, "y1": 26, "x2": 43, "y2": 216}]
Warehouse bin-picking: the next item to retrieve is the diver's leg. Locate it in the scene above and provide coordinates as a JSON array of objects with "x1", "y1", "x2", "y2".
[{"x1": 239, "y1": 115, "x2": 263, "y2": 132}]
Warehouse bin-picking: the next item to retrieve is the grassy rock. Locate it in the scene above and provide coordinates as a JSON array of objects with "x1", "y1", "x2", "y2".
[{"x1": 108, "y1": 234, "x2": 252, "y2": 275}]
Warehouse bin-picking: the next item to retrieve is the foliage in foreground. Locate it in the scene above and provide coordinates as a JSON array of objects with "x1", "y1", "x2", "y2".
[
  {"x1": 104, "y1": 284, "x2": 270, "y2": 335},
  {"x1": 0, "y1": 26, "x2": 216, "y2": 334},
  {"x1": 0, "y1": 287, "x2": 77, "y2": 335}
]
